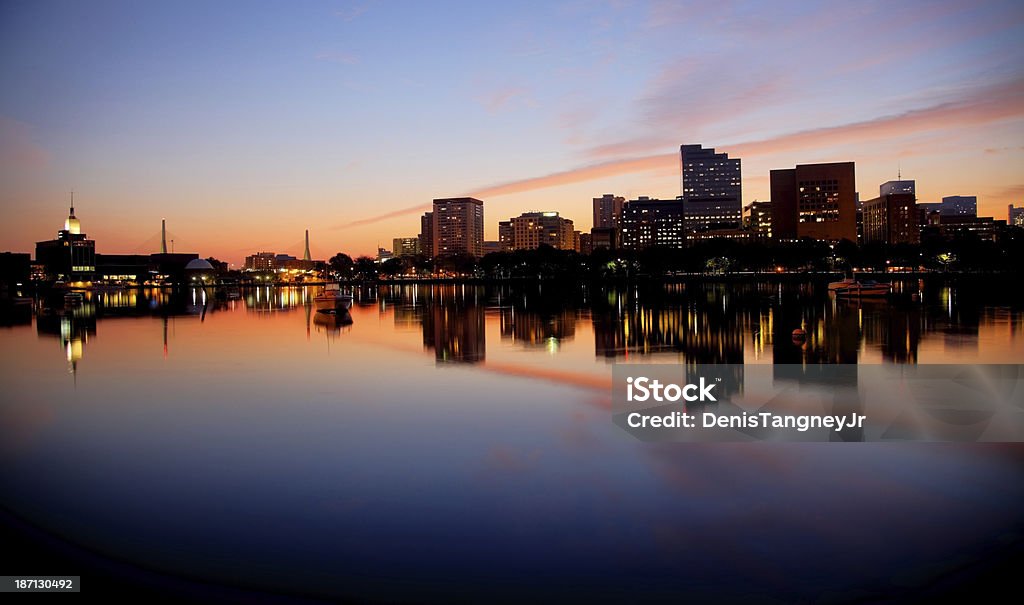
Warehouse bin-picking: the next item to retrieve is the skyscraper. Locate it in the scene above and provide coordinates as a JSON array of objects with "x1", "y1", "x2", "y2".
[
  {"x1": 940, "y1": 196, "x2": 977, "y2": 216},
  {"x1": 862, "y1": 180, "x2": 919, "y2": 245},
  {"x1": 504, "y1": 212, "x2": 576, "y2": 251},
  {"x1": 770, "y1": 162, "x2": 857, "y2": 242},
  {"x1": 419, "y1": 212, "x2": 434, "y2": 258},
  {"x1": 680, "y1": 144, "x2": 742, "y2": 232},
  {"x1": 618, "y1": 197, "x2": 687, "y2": 249},
  {"x1": 393, "y1": 237, "x2": 421, "y2": 257},
  {"x1": 592, "y1": 194, "x2": 624, "y2": 229},
  {"x1": 432, "y1": 197, "x2": 484, "y2": 257},
  {"x1": 1009, "y1": 205, "x2": 1024, "y2": 227}
]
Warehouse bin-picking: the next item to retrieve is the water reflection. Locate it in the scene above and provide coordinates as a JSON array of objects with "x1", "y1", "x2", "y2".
[
  {"x1": 18, "y1": 279, "x2": 1024, "y2": 375},
  {"x1": 1, "y1": 279, "x2": 1022, "y2": 601}
]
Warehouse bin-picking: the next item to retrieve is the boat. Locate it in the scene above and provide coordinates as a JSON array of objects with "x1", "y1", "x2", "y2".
[
  {"x1": 64, "y1": 292, "x2": 85, "y2": 306},
  {"x1": 314, "y1": 307, "x2": 353, "y2": 329},
  {"x1": 828, "y1": 278, "x2": 890, "y2": 297},
  {"x1": 314, "y1": 283, "x2": 353, "y2": 308}
]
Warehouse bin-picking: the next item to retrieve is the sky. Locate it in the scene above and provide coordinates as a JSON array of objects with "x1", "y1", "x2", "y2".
[{"x1": 1, "y1": 0, "x2": 1022, "y2": 265}]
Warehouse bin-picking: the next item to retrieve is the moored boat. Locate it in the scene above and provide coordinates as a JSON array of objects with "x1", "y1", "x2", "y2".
[
  {"x1": 828, "y1": 278, "x2": 890, "y2": 297},
  {"x1": 314, "y1": 283, "x2": 353, "y2": 308}
]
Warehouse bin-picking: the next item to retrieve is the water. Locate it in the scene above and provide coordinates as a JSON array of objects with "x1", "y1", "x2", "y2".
[{"x1": 1, "y1": 280, "x2": 1022, "y2": 601}]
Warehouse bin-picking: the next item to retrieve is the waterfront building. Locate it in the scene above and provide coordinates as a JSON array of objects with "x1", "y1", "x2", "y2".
[
  {"x1": 432, "y1": 197, "x2": 484, "y2": 257},
  {"x1": 482, "y1": 241, "x2": 504, "y2": 255},
  {"x1": 504, "y1": 212, "x2": 576, "y2": 251},
  {"x1": 744, "y1": 201, "x2": 772, "y2": 238},
  {"x1": 619, "y1": 197, "x2": 687, "y2": 249},
  {"x1": 922, "y1": 215, "x2": 1007, "y2": 242},
  {"x1": 0, "y1": 252, "x2": 31, "y2": 294},
  {"x1": 245, "y1": 252, "x2": 277, "y2": 271},
  {"x1": 593, "y1": 194, "x2": 624, "y2": 230},
  {"x1": 35, "y1": 200, "x2": 96, "y2": 281},
  {"x1": 498, "y1": 220, "x2": 513, "y2": 250},
  {"x1": 419, "y1": 212, "x2": 434, "y2": 258},
  {"x1": 590, "y1": 227, "x2": 617, "y2": 250},
  {"x1": 393, "y1": 237, "x2": 421, "y2": 257},
  {"x1": 862, "y1": 180, "x2": 919, "y2": 245},
  {"x1": 1010, "y1": 205, "x2": 1024, "y2": 227},
  {"x1": 940, "y1": 195, "x2": 977, "y2": 216},
  {"x1": 680, "y1": 144, "x2": 742, "y2": 233},
  {"x1": 770, "y1": 161, "x2": 857, "y2": 242}
]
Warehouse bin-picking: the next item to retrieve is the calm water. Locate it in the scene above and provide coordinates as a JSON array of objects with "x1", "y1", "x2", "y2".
[{"x1": 2, "y1": 280, "x2": 1023, "y2": 601}]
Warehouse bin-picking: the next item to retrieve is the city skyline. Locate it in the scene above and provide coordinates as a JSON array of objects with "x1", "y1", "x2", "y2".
[{"x1": 2, "y1": 1, "x2": 1023, "y2": 265}]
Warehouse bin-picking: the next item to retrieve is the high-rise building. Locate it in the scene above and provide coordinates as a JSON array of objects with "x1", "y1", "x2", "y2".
[
  {"x1": 419, "y1": 212, "x2": 434, "y2": 258},
  {"x1": 498, "y1": 220, "x2": 513, "y2": 250},
  {"x1": 744, "y1": 201, "x2": 772, "y2": 238},
  {"x1": 862, "y1": 180, "x2": 918, "y2": 245},
  {"x1": 393, "y1": 237, "x2": 421, "y2": 257},
  {"x1": 680, "y1": 144, "x2": 742, "y2": 233},
  {"x1": 432, "y1": 197, "x2": 484, "y2": 257},
  {"x1": 1009, "y1": 205, "x2": 1024, "y2": 227},
  {"x1": 505, "y1": 212, "x2": 576, "y2": 251},
  {"x1": 880, "y1": 180, "x2": 915, "y2": 197},
  {"x1": 770, "y1": 162, "x2": 857, "y2": 242},
  {"x1": 36, "y1": 201, "x2": 96, "y2": 280},
  {"x1": 940, "y1": 196, "x2": 977, "y2": 216},
  {"x1": 244, "y1": 252, "x2": 277, "y2": 271},
  {"x1": 619, "y1": 197, "x2": 687, "y2": 249},
  {"x1": 592, "y1": 194, "x2": 624, "y2": 230}
]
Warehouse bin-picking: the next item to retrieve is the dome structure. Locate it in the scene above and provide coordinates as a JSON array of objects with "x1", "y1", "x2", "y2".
[
  {"x1": 185, "y1": 259, "x2": 215, "y2": 271},
  {"x1": 65, "y1": 206, "x2": 81, "y2": 234}
]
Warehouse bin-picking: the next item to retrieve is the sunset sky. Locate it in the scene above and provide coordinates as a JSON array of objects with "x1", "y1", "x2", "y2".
[{"x1": 1, "y1": 0, "x2": 1022, "y2": 265}]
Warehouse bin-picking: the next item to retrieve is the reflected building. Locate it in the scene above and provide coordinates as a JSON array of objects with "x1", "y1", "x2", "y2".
[
  {"x1": 500, "y1": 307, "x2": 577, "y2": 351},
  {"x1": 591, "y1": 285, "x2": 745, "y2": 364},
  {"x1": 36, "y1": 305, "x2": 97, "y2": 377},
  {"x1": 861, "y1": 302, "x2": 921, "y2": 364},
  {"x1": 422, "y1": 299, "x2": 485, "y2": 364}
]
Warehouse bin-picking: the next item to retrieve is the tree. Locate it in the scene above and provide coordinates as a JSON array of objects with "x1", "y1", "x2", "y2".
[
  {"x1": 329, "y1": 253, "x2": 354, "y2": 280},
  {"x1": 380, "y1": 257, "x2": 405, "y2": 277},
  {"x1": 205, "y1": 257, "x2": 229, "y2": 274},
  {"x1": 354, "y1": 256, "x2": 378, "y2": 281}
]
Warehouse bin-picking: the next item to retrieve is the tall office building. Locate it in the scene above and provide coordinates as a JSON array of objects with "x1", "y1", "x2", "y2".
[
  {"x1": 505, "y1": 212, "x2": 576, "y2": 251},
  {"x1": 940, "y1": 196, "x2": 977, "y2": 216},
  {"x1": 862, "y1": 180, "x2": 919, "y2": 245},
  {"x1": 419, "y1": 212, "x2": 434, "y2": 258},
  {"x1": 432, "y1": 197, "x2": 484, "y2": 257},
  {"x1": 1009, "y1": 205, "x2": 1024, "y2": 227},
  {"x1": 744, "y1": 201, "x2": 773, "y2": 238},
  {"x1": 680, "y1": 144, "x2": 742, "y2": 232},
  {"x1": 393, "y1": 237, "x2": 421, "y2": 257},
  {"x1": 618, "y1": 197, "x2": 687, "y2": 249},
  {"x1": 592, "y1": 194, "x2": 624, "y2": 229},
  {"x1": 36, "y1": 201, "x2": 96, "y2": 280},
  {"x1": 770, "y1": 162, "x2": 857, "y2": 242},
  {"x1": 880, "y1": 180, "x2": 915, "y2": 197}
]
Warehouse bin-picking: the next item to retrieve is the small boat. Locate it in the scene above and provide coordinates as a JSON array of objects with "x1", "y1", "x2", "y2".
[
  {"x1": 828, "y1": 278, "x2": 890, "y2": 297},
  {"x1": 314, "y1": 283, "x2": 353, "y2": 308},
  {"x1": 64, "y1": 292, "x2": 85, "y2": 306},
  {"x1": 314, "y1": 307, "x2": 353, "y2": 328}
]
